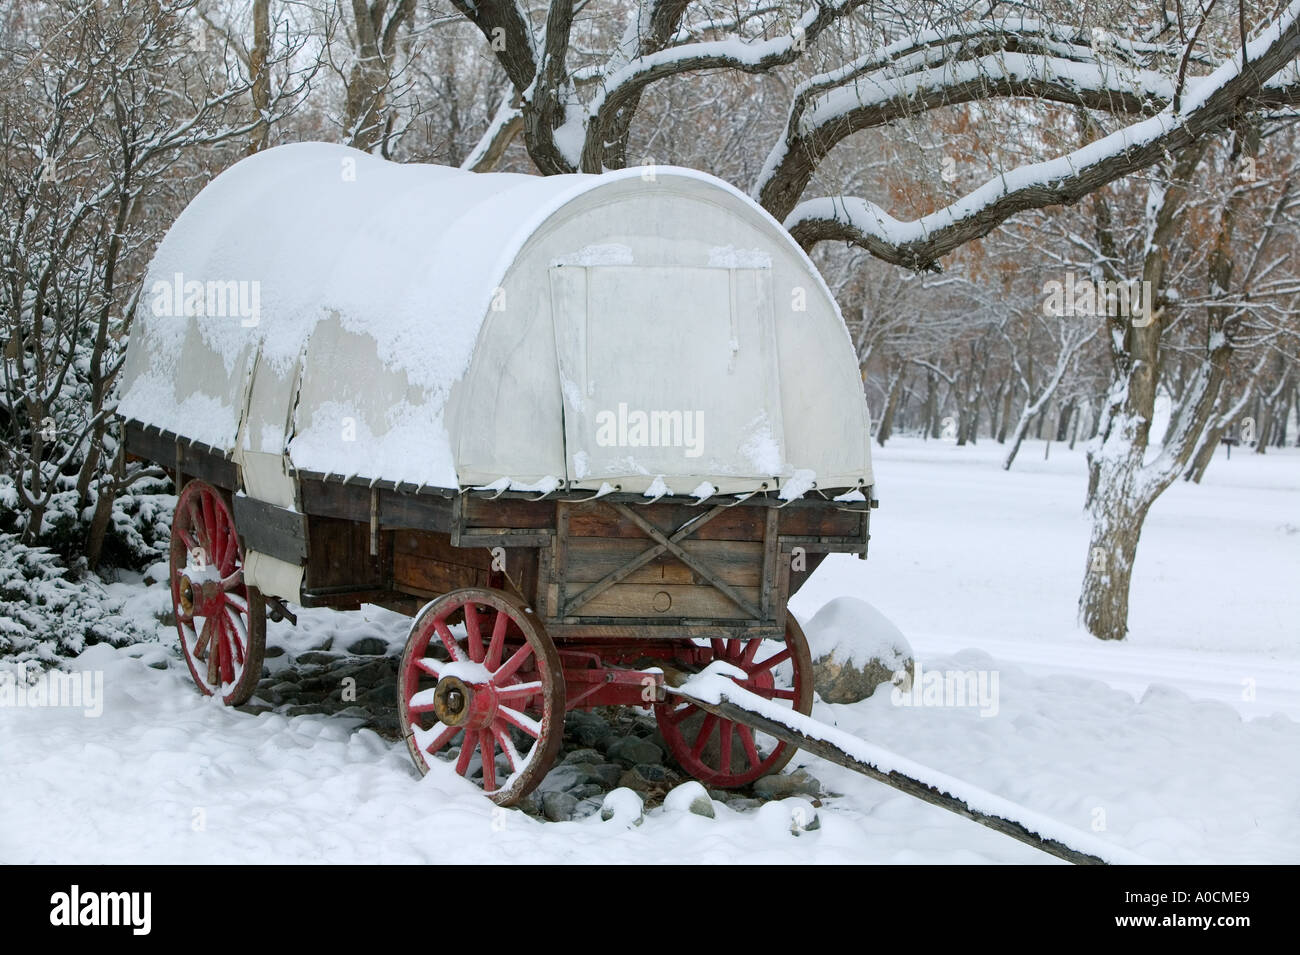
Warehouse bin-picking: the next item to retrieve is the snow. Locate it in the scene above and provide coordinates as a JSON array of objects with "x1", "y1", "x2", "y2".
[
  {"x1": 707, "y1": 246, "x2": 771, "y2": 268},
  {"x1": 1, "y1": 438, "x2": 1296, "y2": 863},
  {"x1": 778, "y1": 468, "x2": 816, "y2": 500},
  {"x1": 119, "y1": 143, "x2": 846, "y2": 492},
  {"x1": 675, "y1": 665, "x2": 1147, "y2": 864},
  {"x1": 552, "y1": 243, "x2": 635, "y2": 267},
  {"x1": 804, "y1": 596, "x2": 911, "y2": 670}
]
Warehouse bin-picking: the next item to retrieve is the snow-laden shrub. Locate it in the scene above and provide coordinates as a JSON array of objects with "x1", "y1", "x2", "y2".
[
  {"x1": 0, "y1": 471, "x2": 174, "y2": 572},
  {"x1": 0, "y1": 534, "x2": 154, "y2": 670}
]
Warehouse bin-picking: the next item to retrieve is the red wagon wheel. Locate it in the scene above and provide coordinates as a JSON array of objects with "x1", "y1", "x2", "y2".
[
  {"x1": 169, "y1": 480, "x2": 266, "y2": 705},
  {"x1": 655, "y1": 616, "x2": 814, "y2": 788},
  {"x1": 398, "y1": 588, "x2": 565, "y2": 806}
]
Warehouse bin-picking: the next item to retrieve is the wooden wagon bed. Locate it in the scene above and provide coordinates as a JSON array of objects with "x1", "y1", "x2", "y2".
[{"x1": 127, "y1": 421, "x2": 872, "y2": 639}]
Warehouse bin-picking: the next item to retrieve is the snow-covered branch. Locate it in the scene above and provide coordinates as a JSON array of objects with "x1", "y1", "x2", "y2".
[{"x1": 785, "y1": 2, "x2": 1300, "y2": 270}]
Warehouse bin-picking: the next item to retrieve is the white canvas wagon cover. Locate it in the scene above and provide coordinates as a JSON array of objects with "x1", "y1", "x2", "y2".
[{"x1": 117, "y1": 142, "x2": 873, "y2": 498}]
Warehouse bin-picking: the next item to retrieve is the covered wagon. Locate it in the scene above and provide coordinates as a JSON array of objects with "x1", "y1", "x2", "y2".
[{"x1": 117, "y1": 142, "x2": 876, "y2": 803}]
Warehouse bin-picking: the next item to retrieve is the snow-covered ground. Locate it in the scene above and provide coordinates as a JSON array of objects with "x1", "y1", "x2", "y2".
[{"x1": 2, "y1": 437, "x2": 1297, "y2": 863}]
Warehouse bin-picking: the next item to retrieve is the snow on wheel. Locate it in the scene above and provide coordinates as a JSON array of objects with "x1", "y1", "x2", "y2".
[
  {"x1": 398, "y1": 588, "x2": 565, "y2": 806},
  {"x1": 655, "y1": 617, "x2": 814, "y2": 788},
  {"x1": 170, "y1": 479, "x2": 265, "y2": 706}
]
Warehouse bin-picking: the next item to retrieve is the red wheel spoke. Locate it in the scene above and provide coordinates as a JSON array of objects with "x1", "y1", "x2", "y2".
[
  {"x1": 218, "y1": 525, "x2": 238, "y2": 575},
  {"x1": 710, "y1": 638, "x2": 726, "y2": 658},
  {"x1": 741, "y1": 640, "x2": 761, "y2": 665},
  {"x1": 479, "y1": 730, "x2": 497, "y2": 791},
  {"x1": 491, "y1": 643, "x2": 534, "y2": 686},
  {"x1": 186, "y1": 499, "x2": 208, "y2": 555},
  {"x1": 455, "y1": 735, "x2": 478, "y2": 776},
  {"x1": 769, "y1": 688, "x2": 795, "y2": 701},
  {"x1": 421, "y1": 723, "x2": 460, "y2": 755},
  {"x1": 486, "y1": 609, "x2": 508, "y2": 670},
  {"x1": 666, "y1": 702, "x2": 697, "y2": 724},
  {"x1": 225, "y1": 609, "x2": 246, "y2": 665},
  {"x1": 737, "y1": 725, "x2": 761, "y2": 768},
  {"x1": 719, "y1": 720, "x2": 734, "y2": 773},
  {"x1": 497, "y1": 705, "x2": 541, "y2": 739},
  {"x1": 217, "y1": 617, "x2": 235, "y2": 685},
  {"x1": 194, "y1": 617, "x2": 214, "y2": 658},
  {"x1": 177, "y1": 528, "x2": 198, "y2": 553},
  {"x1": 492, "y1": 726, "x2": 520, "y2": 772},
  {"x1": 749, "y1": 647, "x2": 791, "y2": 673},
  {"x1": 725, "y1": 638, "x2": 740, "y2": 658},
  {"x1": 463, "y1": 602, "x2": 485, "y2": 663},
  {"x1": 415, "y1": 657, "x2": 441, "y2": 679},
  {"x1": 496, "y1": 681, "x2": 543, "y2": 701},
  {"x1": 201, "y1": 493, "x2": 218, "y2": 557},
  {"x1": 432, "y1": 619, "x2": 466, "y2": 662},
  {"x1": 691, "y1": 713, "x2": 718, "y2": 760}
]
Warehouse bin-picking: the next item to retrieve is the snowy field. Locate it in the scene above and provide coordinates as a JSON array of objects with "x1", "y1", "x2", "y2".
[{"x1": 2, "y1": 436, "x2": 1297, "y2": 864}]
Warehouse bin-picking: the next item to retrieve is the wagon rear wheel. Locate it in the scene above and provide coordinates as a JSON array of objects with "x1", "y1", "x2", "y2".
[
  {"x1": 398, "y1": 588, "x2": 565, "y2": 806},
  {"x1": 654, "y1": 616, "x2": 813, "y2": 788},
  {"x1": 170, "y1": 480, "x2": 265, "y2": 706}
]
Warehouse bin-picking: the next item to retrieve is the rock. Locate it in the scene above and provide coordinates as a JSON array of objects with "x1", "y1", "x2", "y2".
[
  {"x1": 296, "y1": 650, "x2": 341, "y2": 666},
  {"x1": 346, "y1": 637, "x2": 388, "y2": 656},
  {"x1": 588, "y1": 764, "x2": 624, "y2": 788},
  {"x1": 266, "y1": 681, "x2": 300, "y2": 705},
  {"x1": 283, "y1": 703, "x2": 335, "y2": 717},
  {"x1": 567, "y1": 783, "x2": 605, "y2": 801},
  {"x1": 540, "y1": 764, "x2": 604, "y2": 792},
  {"x1": 567, "y1": 711, "x2": 614, "y2": 749},
  {"x1": 542, "y1": 791, "x2": 579, "y2": 822},
  {"x1": 805, "y1": 596, "x2": 914, "y2": 704},
  {"x1": 606, "y1": 735, "x2": 663, "y2": 766},
  {"x1": 664, "y1": 781, "x2": 715, "y2": 818},
  {"x1": 571, "y1": 796, "x2": 604, "y2": 820},
  {"x1": 518, "y1": 790, "x2": 545, "y2": 816},
  {"x1": 727, "y1": 798, "x2": 763, "y2": 812},
  {"x1": 600, "y1": 788, "x2": 644, "y2": 826},
  {"x1": 617, "y1": 763, "x2": 668, "y2": 791},
  {"x1": 561, "y1": 748, "x2": 604, "y2": 766},
  {"x1": 264, "y1": 644, "x2": 285, "y2": 658},
  {"x1": 753, "y1": 769, "x2": 821, "y2": 799},
  {"x1": 147, "y1": 659, "x2": 168, "y2": 671}
]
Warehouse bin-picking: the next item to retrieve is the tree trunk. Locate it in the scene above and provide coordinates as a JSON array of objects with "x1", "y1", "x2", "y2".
[
  {"x1": 1079, "y1": 474, "x2": 1151, "y2": 641},
  {"x1": 875, "y1": 364, "x2": 906, "y2": 447}
]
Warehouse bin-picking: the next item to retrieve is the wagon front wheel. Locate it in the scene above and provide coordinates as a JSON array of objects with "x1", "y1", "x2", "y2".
[
  {"x1": 170, "y1": 479, "x2": 266, "y2": 705},
  {"x1": 398, "y1": 588, "x2": 565, "y2": 806},
  {"x1": 654, "y1": 616, "x2": 814, "y2": 788}
]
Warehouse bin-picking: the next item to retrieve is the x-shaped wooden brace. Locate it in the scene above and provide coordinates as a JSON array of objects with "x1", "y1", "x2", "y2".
[{"x1": 562, "y1": 503, "x2": 763, "y2": 619}]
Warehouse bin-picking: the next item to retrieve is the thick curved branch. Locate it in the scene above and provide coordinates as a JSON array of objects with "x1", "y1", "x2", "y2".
[
  {"x1": 447, "y1": 0, "x2": 538, "y2": 92},
  {"x1": 579, "y1": 0, "x2": 870, "y2": 172},
  {"x1": 756, "y1": 19, "x2": 1181, "y2": 218},
  {"x1": 786, "y1": 2, "x2": 1300, "y2": 271}
]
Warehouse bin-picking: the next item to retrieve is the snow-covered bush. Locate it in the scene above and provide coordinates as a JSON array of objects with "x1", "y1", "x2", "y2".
[{"x1": 0, "y1": 534, "x2": 154, "y2": 670}]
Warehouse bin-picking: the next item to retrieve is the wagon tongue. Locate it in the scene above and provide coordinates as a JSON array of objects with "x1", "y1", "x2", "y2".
[{"x1": 670, "y1": 666, "x2": 1145, "y2": 867}]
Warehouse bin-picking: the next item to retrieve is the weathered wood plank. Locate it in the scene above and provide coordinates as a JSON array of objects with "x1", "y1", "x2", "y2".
[
  {"x1": 570, "y1": 582, "x2": 761, "y2": 620},
  {"x1": 564, "y1": 538, "x2": 762, "y2": 587},
  {"x1": 393, "y1": 551, "x2": 487, "y2": 597},
  {"x1": 463, "y1": 496, "x2": 555, "y2": 529},
  {"x1": 566, "y1": 501, "x2": 767, "y2": 541},
  {"x1": 304, "y1": 516, "x2": 382, "y2": 591},
  {"x1": 232, "y1": 494, "x2": 307, "y2": 564}
]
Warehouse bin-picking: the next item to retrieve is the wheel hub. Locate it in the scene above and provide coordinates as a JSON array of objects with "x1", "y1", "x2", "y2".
[
  {"x1": 433, "y1": 676, "x2": 497, "y2": 728},
  {"x1": 177, "y1": 576, "x2": 195, "y2": 616}
]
